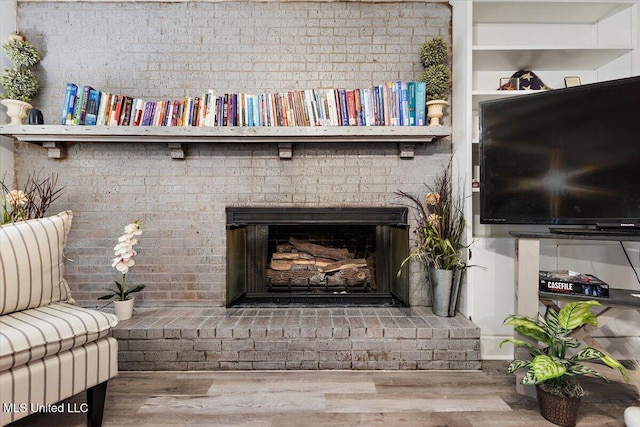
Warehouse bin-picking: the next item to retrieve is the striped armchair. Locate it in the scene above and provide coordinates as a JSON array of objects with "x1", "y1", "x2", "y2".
[{"x1": 0, "y1": 211, "x2": 119, "y2": 427}]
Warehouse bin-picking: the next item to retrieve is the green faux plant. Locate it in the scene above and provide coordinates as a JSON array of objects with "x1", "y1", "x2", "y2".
[
  {"x1": 420, "y1": 64, "x2": 451, "y2": 102},
  {"x1": 418, "y1": 38, "x2": 451, "y2": 102},
  {"x1": 500, "y1": 300, "x2": 629, "y2": 398},
  {"x1": 420, "y1": 38, "x2": 447, "y2": 68},
  {"x1": 0, "y1": 35, "x2": 41, "y2": 103},
  {"x1": 99, "y1": 280, "x2": 146, "y2": 302}
]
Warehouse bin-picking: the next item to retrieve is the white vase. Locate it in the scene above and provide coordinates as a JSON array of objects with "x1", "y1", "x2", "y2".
[
  {"x1": 625, "y1": 406, "x2": 640, "y2": 427},
  {"x1": 1, "y1": 99, "x2": 33, "y2": 125},
  {"x1": 113, "y1": 298, "x2": 135, "y2": 321},
  {"x1": 426, "y1": 99, "x2": 449, "y2": 126}
]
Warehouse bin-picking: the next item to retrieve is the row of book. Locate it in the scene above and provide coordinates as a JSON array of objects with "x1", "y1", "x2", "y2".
[{"x1": 61, "y1": 81, "x2": 429, "y2": 127}]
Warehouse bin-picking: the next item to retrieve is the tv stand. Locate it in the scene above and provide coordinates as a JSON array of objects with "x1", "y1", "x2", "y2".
[
  {"x1": 548, "y1": 227, "x2": 640, "y2": 237},
  {"x1": 509, "y1": 231, "x2": 640, "y2": 397}
]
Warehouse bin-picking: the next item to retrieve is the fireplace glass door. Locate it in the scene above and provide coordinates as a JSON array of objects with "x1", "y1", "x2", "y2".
[{"x1": 226, "y1": 207, "x2": 409, "y2": 306}]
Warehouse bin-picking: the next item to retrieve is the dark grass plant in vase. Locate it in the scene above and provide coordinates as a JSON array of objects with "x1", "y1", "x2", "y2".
[
  {"x1": 1, "y1": 173, "x2": 63, "y2": 224},
  {"x1": 99, "y1": 221, "x2": 146, "y2": 321},
  {"x1": 396, "y1": 156, "x2": 466, "y2": 316},
  {"x1": 500, "y1": 300, "x2": 629, "y2": 427}
]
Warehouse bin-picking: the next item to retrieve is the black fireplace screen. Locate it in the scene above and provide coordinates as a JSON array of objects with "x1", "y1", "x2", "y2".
[{"x1": 226, "y1": 207, "x2": 409, "y2": 306}]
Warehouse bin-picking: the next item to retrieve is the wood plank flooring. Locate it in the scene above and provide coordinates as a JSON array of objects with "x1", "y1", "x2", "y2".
[{"x1": 8, "y1": 362, "x2": 636, "y2": 427}]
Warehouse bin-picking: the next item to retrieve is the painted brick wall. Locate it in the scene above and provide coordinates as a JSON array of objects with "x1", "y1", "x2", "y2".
[{"x1": 14, "y1": 1, "x2": 452, "y2": 308}]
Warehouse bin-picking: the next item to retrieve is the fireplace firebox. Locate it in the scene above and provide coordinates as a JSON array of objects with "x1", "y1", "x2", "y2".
[{"x1": 226, "y1": 207, "x2": 409, "y2": 306}]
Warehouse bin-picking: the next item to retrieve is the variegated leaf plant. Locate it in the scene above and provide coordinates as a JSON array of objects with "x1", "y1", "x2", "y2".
[{"x1": 500, "y1": 300, "x2": 629, "y2": 396}]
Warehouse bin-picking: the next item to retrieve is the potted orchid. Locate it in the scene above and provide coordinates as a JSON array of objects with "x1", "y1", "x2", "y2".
[{"x1": 99, "y1": 220, "x2": 145, "y2": 320}]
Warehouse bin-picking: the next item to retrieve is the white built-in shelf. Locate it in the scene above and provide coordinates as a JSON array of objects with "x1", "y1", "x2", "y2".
[
  {"x1": 473, "y1": 2, "x2": 631, "y2": 25},
  {"x1": 472, "y1": 89, "x2": 545, "y2": 106},
  {"x1": 472, "y1": 46, "x2": 632, "y2": 71},
  {"x1": 0, "y1": 124, "x2": 451, "y2": 160}
]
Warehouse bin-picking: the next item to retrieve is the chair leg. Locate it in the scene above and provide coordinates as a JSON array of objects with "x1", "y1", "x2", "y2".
[{"x1": 86, "y1": 381, "x2": 108, "y2": 427}]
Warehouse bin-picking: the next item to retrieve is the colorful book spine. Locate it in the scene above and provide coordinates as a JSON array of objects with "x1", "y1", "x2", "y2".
[
  {"x1": 84, "y1": 88, "x2": 101, "y2": 126},
  {"x1": 400, "y1": 81, "x2": 409, "y2": 126},
  {"x1": 77, "y1": 85, "x2": 93, "y2": 125},
  {"x1": 407, "y1": 82, "x2": 416, "y2": 126},
  {"x1": 96, "y1": 92, "x2": 110, "y2": 126},
  {"x1": 61, "y1": 83, "x2": 78, "y2": 125},
  {"x1": 71, "y1": 89, "x2": 84, "y2": 125},
  {"x1": 416, "y1": 81, "x2": 427, "y2": 126},
  {"x1": 58, "y1": 80, "x2": 432, "y2": 127}
]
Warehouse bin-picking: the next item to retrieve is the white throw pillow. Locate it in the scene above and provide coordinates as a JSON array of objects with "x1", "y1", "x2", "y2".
[{"x1": 0, "y1": 211, "x2": 74, "y2": 314}]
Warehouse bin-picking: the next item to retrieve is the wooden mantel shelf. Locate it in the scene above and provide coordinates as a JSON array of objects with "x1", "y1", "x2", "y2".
[{"x1": 0, "y1": 125, "x2": 451, "y2": 159}]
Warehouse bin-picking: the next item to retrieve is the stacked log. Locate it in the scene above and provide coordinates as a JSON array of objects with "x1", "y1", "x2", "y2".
[{"x1": 266, "y1": 237, "x2": 372, "y2": 289}]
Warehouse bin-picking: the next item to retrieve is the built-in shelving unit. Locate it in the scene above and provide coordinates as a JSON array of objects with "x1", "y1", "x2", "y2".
[
  {"x1": 450, "y1": 0, "x2": 638, "y2": 350},
  {"x1": 0, "y1": 125, "x2": 451, "y2": 160},
  {"x1": 458, "y1": 0, "x2": 637, "y2": 238},
  {"x1": 472, "y1": 47, "x2": 632, "y2": 71}
]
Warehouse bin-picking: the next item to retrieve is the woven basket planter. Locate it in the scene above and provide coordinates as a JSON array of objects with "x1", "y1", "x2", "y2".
[{"x1": 536, "y1": 385, "x2": 582, "y2": 427}]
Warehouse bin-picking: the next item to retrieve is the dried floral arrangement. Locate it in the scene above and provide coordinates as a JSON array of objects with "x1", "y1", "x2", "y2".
[
  {"x1": 395, "y1": 156, "x2": 466, "y2": 271},
  {"x1": 1, "y1": 173, "x2": 64, "y2": 224}
]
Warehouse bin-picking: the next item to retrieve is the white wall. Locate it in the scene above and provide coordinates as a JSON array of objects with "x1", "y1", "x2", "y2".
[{"x1": 0, "y1": 1, "x2": 16, "y2": 178}]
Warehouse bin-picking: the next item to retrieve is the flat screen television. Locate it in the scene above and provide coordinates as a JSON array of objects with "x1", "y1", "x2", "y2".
[{"x1": 479, "y1": 75, "x2": 640, "y2": 229}]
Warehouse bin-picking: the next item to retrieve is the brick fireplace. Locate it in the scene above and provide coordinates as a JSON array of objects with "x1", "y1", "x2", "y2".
[
  {"x1": 9, "y1": 0, "x2": 454, "y2": 309},
  {"x1": 11, "y1": 140, "x2": 450, "y2": 308},
  {"x1": 225, "y1": 207, "x2": 409, "y2": 306},
  {"x1": 1, "y1": 1, "x2": 487, "y2": 373}
]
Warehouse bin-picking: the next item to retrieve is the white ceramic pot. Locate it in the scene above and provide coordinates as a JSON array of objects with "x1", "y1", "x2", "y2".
[
  {"x1": 625, "y1": 406, "x2": 640, "y2": 427},
  {"x1": 426, "y1": 99, "x2": 449, "y2": 126},
  {"x1": 1, "y1": 99, "x2": 33, "y2": 125},
  {"x1": 113, "y1": 298, "x2": 135, "y2": 321}
]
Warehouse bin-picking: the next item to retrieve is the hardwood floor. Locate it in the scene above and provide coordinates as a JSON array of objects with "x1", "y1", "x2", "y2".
[{"x1": 8, "y1": 362, "x2": 636, "y2": 427}]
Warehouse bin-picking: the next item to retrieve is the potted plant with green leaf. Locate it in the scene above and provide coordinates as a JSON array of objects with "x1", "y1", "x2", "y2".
[
  {"x1": 99, "y1": 220, "x2": 146, "y2": 320},
  {"x1": 500, "y1": 300, "x2": 629, "y2": 427},
  {"x1": 418, "y1": 37, "x2": 451, "y2": 126},
  {"x1": 395, "y1": 156, "x2": 466, "y2": 316},
  {"x1": 1, "y1": 33, "x2": 41, "y2": 124}
]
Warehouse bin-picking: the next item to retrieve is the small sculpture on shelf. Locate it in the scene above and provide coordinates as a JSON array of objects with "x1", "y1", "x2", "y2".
[{"x1": 498, "y1": 69, "x2": 551, "y2": 91}]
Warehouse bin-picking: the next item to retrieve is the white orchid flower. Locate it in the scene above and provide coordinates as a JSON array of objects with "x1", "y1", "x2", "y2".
[
  {"x1": 102, "y1": 220, "x2": 145, "y2": 302},
  {"x1": 120, "y1": 251, "x2": 136, "y2": 261},
  {"x1": 124, "y1": 222, "x2": 142, "y2": 235},
  {"x1": 112, "y1": 257, "x2": 135, "y2": 274},
  {"x1": 111, "y1": 220, "x2": 142, "y2": 276},
  {"x1": 114, "y1": 242, "x2": 133, "y2": 254}
]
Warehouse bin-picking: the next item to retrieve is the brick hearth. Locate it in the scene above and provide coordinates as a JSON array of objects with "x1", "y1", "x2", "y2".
[{"x1": 112, "y1": 307, "x2": 481, "y2": 371}]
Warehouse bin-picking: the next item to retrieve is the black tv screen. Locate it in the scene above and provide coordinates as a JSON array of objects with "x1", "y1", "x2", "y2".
[{"x1": 480, "y1": 75, "x2": 640, "y2": 226}]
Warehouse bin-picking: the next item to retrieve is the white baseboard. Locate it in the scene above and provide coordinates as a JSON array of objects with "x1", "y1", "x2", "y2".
[
  {"x1": 480, "y1": 336, "x2": 513, "y2": 360},
  {"x1": 481, "y1": 335, "x2": 640, "y2": 361}
]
